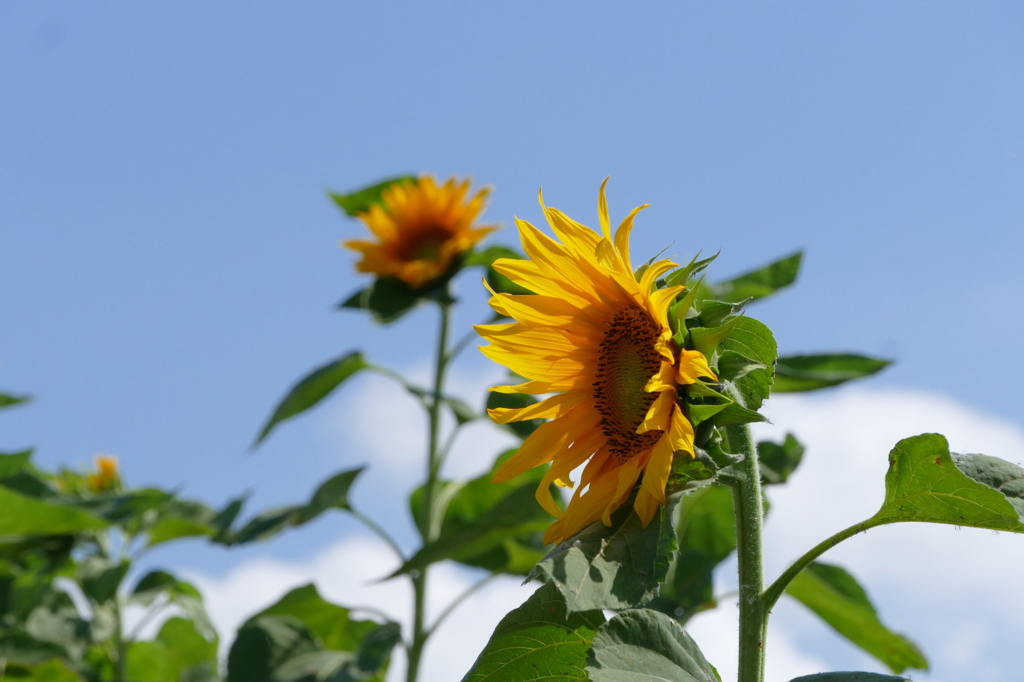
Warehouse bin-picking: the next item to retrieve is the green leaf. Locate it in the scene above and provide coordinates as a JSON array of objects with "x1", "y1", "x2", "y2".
[
  {"x1": 227, "y1": 615, "x2": 319, "y2": 682},
  {"x1": 254, "y1": 584, "x2": 380, "y2": 653},
  {"x1": 715, "y1": 351, "x2": 767, "y2": 383},
  {"x1": 340, "y1": 275, "x2": 441, "y2": 324},
  {"x1": 774, "y1": 354, "x2": 891, "y2": 393},
  {"x1": 709, "y1": 251, "x2": 802, "y2": 303},
  {"x1": 786, "y1": 562, "x2": 926, "y2": 674},
  {"x1": 398, "y1": 450, "x2": 552, "y2": 576},
  {"x1": 128, "y1": 571, "x2": 216, "y2": 640},
  {"x1": 229, "y1": 468, "x2": 363, "y2": 545},
  {"x1": 529, "y1": 494, "x2": 679, "y2": 612},
  {"x1": 22, "y1": 659, "x2": 87, "y2": 682},
  {"x1": 790, "y1": 674, "x2": 909, "y2": 682},
  {"x1": 0, "y1": 450, "x2": 33, "y2": 478},
  {"x1": 759, "y1": 433, "x2": 806, "y2": 485},
  {"x1": 587, "y1": 608, "x2": 720, "y2": 682},
  {"x1": 156, "y1": 617, "x2": 219, "y2": 682},
  {"x1": 650, "y1": 486, "x2": 736, "y2": 622},
  {"x1": 462, "y1": 582, "x2": 605, "y2": 682},
  {"x1": 126, "y1": 641, "x2": 170, "y2": 682},
  {"x1": 78, "y1": 557, "x2": 130, "y2": 605},
  {"x1": 0, "y1": 393, "x2": 31, "y2": 410},
  {"x1": 0, "y1": 487, "x2": 109, "y2": 536},
  {"x1": 329, "y1": 175, "x2": 415, "y2": 217},
  {"x1": 255, "y1": 353, "x2": 369, "y2": 446},
  {"x1": 486, "y1": 392, "x2": 542, "y2": 439},
  {"x1": 870, "y1": 434, "x2": 1024, "y2": 531},
  {"x1": 719, "y1": 317, "x2": 777, "y2": 410}
]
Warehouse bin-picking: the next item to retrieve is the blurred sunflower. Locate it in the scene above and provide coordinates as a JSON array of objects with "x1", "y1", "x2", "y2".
[
  {"x1": 86, "y1": 454, "x2": 120, "y2": 493},
  {"x1": 343, "y1": 176, "x2": 496, "y2": 288},
  {"x1": 477, "y1": 181, "x2": 715, "y2": 545}
]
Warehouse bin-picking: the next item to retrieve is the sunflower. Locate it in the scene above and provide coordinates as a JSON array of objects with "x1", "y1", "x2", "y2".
[
  {"x1": 86, "y1": 454, "x2": 120, "y2": 493},
  {"x1": 477, "y1": 181, "x2": 715, "y2": 546},
  {"x1": 343, "y1": 176, "x2": 497, "y2": 288}
]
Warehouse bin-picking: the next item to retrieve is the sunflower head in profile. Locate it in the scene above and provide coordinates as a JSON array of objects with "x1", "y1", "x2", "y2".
[
  {"x1": 476, "y1": 180, "x2": 716, "y2": 546},
  {"x1": 343, "y1": 176, "x2": 497, "y2": 289}
]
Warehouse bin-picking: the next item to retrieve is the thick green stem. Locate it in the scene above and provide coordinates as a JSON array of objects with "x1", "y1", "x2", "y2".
[
  {"x1": 727, "y1": 420, "x2": 767, "y2": 682},
  {"x1": 406, "y1": 295, "x2": 453, "y2": 682},
  {"x1": 762, "y1": 517, "x2": 883, "y2": 612}
]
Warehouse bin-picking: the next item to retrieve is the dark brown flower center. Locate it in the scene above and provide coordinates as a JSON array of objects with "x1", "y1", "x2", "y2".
[
  {"x1": 593, "y1": 306, "x2": 665, "y2": 464},
  {"x1": 395, "y1": 225, "x2": 453, "y2": 262}
]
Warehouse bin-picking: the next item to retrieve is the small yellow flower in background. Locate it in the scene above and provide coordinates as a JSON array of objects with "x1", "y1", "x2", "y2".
[
  {"x1": 343, "y1": 176, "x2": 497, "y2": 288},
  {"x1": 477, "y1": 181, "x2": 715, "y2": 546},
  {"x1": 86, "y1": 454, "x2": 120, "y2": 492}
]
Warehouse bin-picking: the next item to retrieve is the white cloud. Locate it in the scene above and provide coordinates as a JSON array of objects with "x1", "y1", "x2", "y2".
[{"x1": 194, "y1": 386, "x2": 1024, "y2": 682}]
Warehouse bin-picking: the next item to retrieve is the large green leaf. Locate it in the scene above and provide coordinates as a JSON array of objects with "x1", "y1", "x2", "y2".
[
  {"x1": 227, "y1": 468, "x2": 362, "y2": 545},
  {"x1": 786, "y1": 562, "x2": 927, "y2": 674},
  {"x1": 718, "y1": 317, "x2": 777, "y2": 411},
  {"x1": 587, "y1": 609, "x2": 720, "y2": 682},
  {"x1": 462, "y1": 582, "x2": 605, "y2": 682},
  {"x1": 254, "y1": 584, "x2": 380, "y2": 653},
  {"x1": 255, "y1": 353, "x2": 368, "y2": 446},
  {"x1": 0, "y1": 450, "x2": 33, "y2": 477},
  {"x1": 126, "y1": 641, "x2": 170, "y2": 682},
  {"x1": 77, "y1": 557, "x2": 130, "y2": 605},
  {"x1": 786, "y1": 671, "x2": 909, "y2": 675},
  {"x1": 21, "y1": 659, "x2": 86, "y2": 682},
  {"x1": 156, "y1": 617, "x2": 219, "y2": 682},
  {"x1": 0, "y1": 487, "x2": 109, "y2": 536},
  {"x1": 870, "y1": 434, "x2": 1024, "y2": 530},
  {"x1": 329, "y1": 175, "x2": 415, "y2": 217},
  {"x1": 128, "y1": 571, "x2": 215, "y2": 640},
  {"x1": 398, "y1": 450, "x2": 552, "y2": 576},
  {"x1": 529, "y1": 495, "x2": 679, "y2": 612},
  {"x1": 650, "y1": 486, "x2": 736, "y2": 622},
  {"x1": 708, "y1": 251, "x2": 802, "y2": 303},
  {"x1": 774, "y1": 354, "x2": 891, "y2": 393},
  {"x1": 227, "y1": 616, "x2": 319, "y2": 682}
]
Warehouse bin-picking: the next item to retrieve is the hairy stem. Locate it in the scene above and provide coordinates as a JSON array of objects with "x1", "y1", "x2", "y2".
[
  {"x1": 762, "y1": 518, "x2": 883, "y2": 612},
  {"x1": 406, "y1": 295, "x2": 453, "y2": 682},
  {"x1": 727, "y1": 418, "x2": 767, "y2": 682}
]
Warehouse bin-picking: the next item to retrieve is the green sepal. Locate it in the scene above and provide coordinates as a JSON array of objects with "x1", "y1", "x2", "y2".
[
  {"x1": 329, "y1": 175, "x2": 415, "y2": 217},
  {"x1": 786, "y1": 562, "x2": 927, "y2": 674},
  {"x1": 689, "y1": 318, "x2": 739, "y2": 361},
  {"x1": 696, "y1": 299, "x2": 749, "y2": 328},
  {"x1": 254, "y1": 352, "x2": 369, "y2": 446},
  {"x1": 665, "y1": 252, "x2": 720, "y2": 288},
  {"x1": 461, "y1": 582, "x2": 605, "y2": 682},
  {"x1": 716, "y1": 350, "x2": 768, "y2": 383},
  {"x1": 339, "y1": 267, "x2": 457, "y2": 325},
  {"x1": 669, "y1": 278, "x2": 705, "y2": 344},
  {"x1": 587, "y1": 608, "x2": 721, "y2": 681},
  {"x1": 774, "y1": 354, "x2": 892, "y2": 393}
]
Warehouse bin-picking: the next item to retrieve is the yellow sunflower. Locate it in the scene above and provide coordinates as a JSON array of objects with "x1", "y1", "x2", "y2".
[
  {"x1": 477, "y1": 181, "x2": 715, "y2": 546},
  {"x1": 86, "y1": 454, "x2": 120, "y2": 493},
  {"x1": 343, "y1": 176, "x2": 497, "y2": 288}
]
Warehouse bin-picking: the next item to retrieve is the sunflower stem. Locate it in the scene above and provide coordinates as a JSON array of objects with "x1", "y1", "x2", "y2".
[
  {"x1": 726, "y1": 417, "x2": 767, "y2": 682},
  {"x1": 406, "y1": 293, "x2": 453, "y2": 682}
]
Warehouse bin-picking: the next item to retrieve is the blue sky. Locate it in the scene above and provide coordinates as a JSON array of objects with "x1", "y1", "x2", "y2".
[{"x1": 3, "y1": 3, "x2": 1024, "y2": 680}]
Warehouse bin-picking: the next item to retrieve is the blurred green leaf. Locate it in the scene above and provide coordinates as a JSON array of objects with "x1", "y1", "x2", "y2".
[
  {"x1": 786, "y1": 562, "x2": 926, "y2": 674},
  {"x1": 0, "y1": 450, "x2": 33, "y2": 477},
  {"x1": 227, "y1": 616, "x2": 319, "y2": 682},
  {"x1": 0, "y1": 393, "x2": 31, "y2": 410},
  {"x1": 529, "y1": 493, "x2": 679, "y2": 612},
  {"x1": 709, "y1": 251, "x2": 802, "y2": 303},
  {"x1": 870, "y1": 434, "x2": 1024, "y2": 531},
  {"x1": 0, "y1": 487, "x2": 109, "y2": 536},
  {"x1": 126, "y1": 641, "x2": 169, "y2": 682},
  {"x1": 227, "y1": 468, "x2": 362, "y2": 546},
  {"x1": 774, "y1": 354, "x2": 891, "y2": 393},
  {"x1": 587, "y1": 608, "x2": 720, "y2": 682},
  {"x1": 790, "y1": 674, "x2": 909, "y2": 682},
  {"x1": 78, "y1": 557, "x2": 130, "y2": 605},
  {"x1": 19, "y1": 659, "x2": 85, "y2": 682},
  {"x1": 254, "y1": 584, "x2": 380, "y2": 653},
  {"x1": 485, "y1": 392, "x2": 542, "y2": 439},
  {"x1": 759, "y1": 433, "x2": 806, "y2": 485},
  {"x1": 128, "y1": 571, "x2": 216, "y2": 641},
  {"x1": 719, "y1": 317, "x2": 777, "y2": 410},
  {"x1": 470, "y1": 245, "x2": 533, "y2": 297},
  {"x1": 256, "y1": 353, "x2": 369, "y2": 446},
  {"x1": 329, "y1": 175, "x2": 414, "y2": 217},
  {"x1": 462, "y1": 582, "x2": 604, "y2": 682},
  {"x1": 650, "y1": 486, "x2": 736, "y2": 622},
  {"x1": 399, "y1": 450, "x2": 552, "y2": 576},
  {"x1": 156, "y1": 617, "x2": 219, "y2": 682}
]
